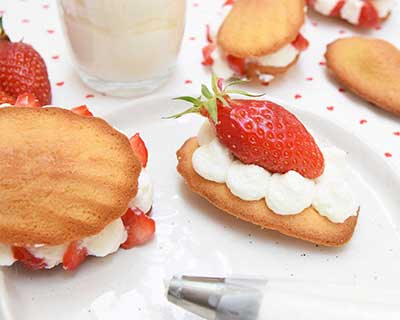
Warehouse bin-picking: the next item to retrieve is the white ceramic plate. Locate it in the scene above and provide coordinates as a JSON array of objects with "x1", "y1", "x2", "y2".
[{"x1": 1, "y1": 96, "x2": 400, "y2": 320}]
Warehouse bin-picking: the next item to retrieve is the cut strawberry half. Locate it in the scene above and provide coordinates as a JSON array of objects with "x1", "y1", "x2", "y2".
[
  {"x1": 202, "y1": 43, "x2": 217, "y2": 66},
  {"x1": 71, "y1": 105, "x2": 93, "y2": 117},
  {"x1": 226, "y1": 55, "x2": 246, "y2": 75},
  {"x1": 329, "y1": 0, "x2": 345, "y2": 16},
  {"x1": 14, "y1": 93, "x2": 41, "y2": 108},
  {"x1": 129, "y1": 133, "x2": 148, "y2": 168},
  {"x1": 121, "y1": 208, "x2": 155, "y2": 249},
  {"x1": 223, "y1": 0, "x2": 235, "y2": 6},
  {"x1": 358, "y1": 0, "x2": 380, "y2": 28},
  {"x1": 62, "y1": 242, "x2": 88, "y2": 271},
  {"x1": 205, "y1": 24, "x2": 213, "y2": 44},
  {"x1": 12, "y1": 246, "x2": 47, "y2": 270},
  {"x1": 291, "y1": 33, "x2": 309, "y2": 51}
]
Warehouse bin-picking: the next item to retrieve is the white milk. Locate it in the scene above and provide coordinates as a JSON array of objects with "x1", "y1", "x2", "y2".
[{"x1": 58, "y1": 0, "x2": 185, "y2": 95}]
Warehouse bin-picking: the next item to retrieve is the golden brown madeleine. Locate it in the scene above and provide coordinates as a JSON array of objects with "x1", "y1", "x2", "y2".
[
  {"x1": 326, "y1": 37, "x2": 400, "y2": 116},
  {"x1": 177, "y1": 138, "x2": 358, "y2": 247},
  {"x1": 217, "y1": 0, "x2": 306, "y2": 58},
  {"x1": 0, "y1": 107, "x2": 141, "y2": 246}
]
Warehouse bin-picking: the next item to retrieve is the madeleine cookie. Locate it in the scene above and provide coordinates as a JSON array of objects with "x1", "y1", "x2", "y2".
[
  {"x1": 177, "y1": 138, "x2": 358, "y2": 247},
  {"x1": 0, "y1": 102, "x2": 155, "y2": 271},
  {"x1": 171, "y1": 77, "x2": 360, "y2": 247},
  {"x1": 307, "y1": 0, "x2": 393, "y2": 28},
  {"x1": 202, "y1": 0, "x2": 308, "y2": 83},
  {"x1": 326, "y1": 37, "x2": 400, "y2": 116}
]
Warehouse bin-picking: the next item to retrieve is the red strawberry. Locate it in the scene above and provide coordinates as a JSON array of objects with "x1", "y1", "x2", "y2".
[
  {"x1": 202, "y1": 43, "x2": 216, "y2": 66},
  {"x1": 71, "y1": 105, "x2": 93, "y2": 116},
  {"x1": 358, "y1": 0, "x2": 380, "y2": 28},
  {"x1": 291, "y1": 33, "x2": 309, "y2": 51},
  {"x1": 171, "y1": 75, "x2": 325, "y2": 179},
  {"x1": 0, "y1": 90, "x2": 16, "y2": 105},
  {"x1": 62, "y1": 242, "x2": 88, "y2": 271},
  {"x1": 0, "y1": 17, "x2": 51, "y2": 106},
  {"x1": 223, "y1": 0, "x2": 235, "y2": 6},
  {"x1": 120, "y1": 208, "x2": 155, "y2": 249},
  {"x1": 14, "y1": 93, "x2": 41, "y2": 108},
  {"x1": 226, "y1": 55, "x2": 246, "y2": 76},
  {"x1": 12, "y1": 246, "x2": 47, "y2": 270},
  {"x1": 329, "y1": 0, "x2": 345, "y2": 16},
  {"x1": 129, "y1": 133, "x2": 148, "y2": 167}
]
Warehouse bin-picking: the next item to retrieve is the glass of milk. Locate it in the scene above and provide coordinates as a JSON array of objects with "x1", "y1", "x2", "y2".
[{"x1": 57, "y1": 0, "x2": 186, "y2": 97}]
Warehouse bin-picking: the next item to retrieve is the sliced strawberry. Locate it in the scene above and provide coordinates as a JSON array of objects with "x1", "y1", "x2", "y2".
[
  {"x1": 358, "y1": 0, "x2": 380, "y2": 28},
  {"x1": 202, "y1": 43, "x2": 217, "y2": 66},
  {"x1": 223, "y1": 0, "x2": 235, "y2": 6},
  {"x1": 329, "y1": 0, "x2": 345, "y2": 17},
  {"x1": 129, "y1": 133, "x2": 148, "y2": 167},
  {"x1": 0, "y1": 90, "x2": 16, "y2": 105},
  {"x1": 12, "y1": 246, "x2": 47, "y2": 270},
  {"x1": 14, "y1": 93, "x2": 41, "y2": 108},
  {"x1": 226, "y1": 55, "x2": 246, "y2": 76},
  {"x1": 121, "y1": 208, "x2": 155, "y2": 249},
  {"x1": 62, "y1": 242, "x2": 88, "y2": 271},
  {"x1": 291, "y1": 33, "x2": 309, "y2": 51},
  {"x1": 71, "y1": 105, "x2": 93, "y2": 116},
  {"x1": 205, "y1": 24, "x2": 213, "y2": 44}
]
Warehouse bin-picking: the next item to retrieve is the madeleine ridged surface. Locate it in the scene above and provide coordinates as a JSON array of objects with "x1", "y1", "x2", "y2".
[
  {"x1": 177, "y1": 138, "x2": 358, "y2": 247},
  {"x1": 326, "y1": 37, "x2": 400, "y2": 116},
  {"x1": 0, "y1": 107, "x2": 141, "y2": 246},
  {"x1": 217, "y1": 0, "x2": 305, "y2": 58}
]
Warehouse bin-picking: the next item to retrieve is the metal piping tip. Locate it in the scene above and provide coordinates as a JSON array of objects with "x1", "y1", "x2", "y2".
[{"x1": 166, "y1": 276, "x2": 266, "y2": 320}]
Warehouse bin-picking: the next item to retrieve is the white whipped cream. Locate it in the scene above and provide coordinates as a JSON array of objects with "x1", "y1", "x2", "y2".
[
  {"x1": 341, "y1": 0, "x2": 364, "y2": 24},
  {"x1": 0, "y1": 103, "x2": 12, "y2": 108},
  {"x1": 192, "y1": 139, "x2": 234, "y2": 183},
  {"x1": 313, "y1": 178, "x2": 358, "y2": 223},
  {"x1": 197, "y1": 121, "x2": 216, "y2": 146},
  {"x1": 266, "y1": 171, "x2": 316, "y2": 215},
  {"x1": 249, "y1": 44, "x2": 299, "y2": 68},
  {"x1": 28, "y1": 244, "x2": 68, "y2": 269},
  {"x1": 0, "y1": 244, "x2": 16, "y2": 266},
  {"x1": 314, "y1": 0, "x2": 338, "y2": 15},
  {"x1": 129, "y1": 169, "x2": 153, "y2": 214},
  {"x1": 227, "y1": 161, "x2": 271, "y2": 201},
  {"x1": 81, "y1": 218, "x2": 128, "y2": 257},
  {"x1": 193, "y1": 120, "x2": 359, "y2": 223}
]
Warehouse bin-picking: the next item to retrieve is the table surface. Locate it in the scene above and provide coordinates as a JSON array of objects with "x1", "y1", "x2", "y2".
[{"x1": 1, "y1": 0, "x2": 400, "y2": 171}]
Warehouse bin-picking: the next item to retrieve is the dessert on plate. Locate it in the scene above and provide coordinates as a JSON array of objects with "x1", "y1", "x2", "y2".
[
  {"x1": 307, "y1": 0, "x2": 394, "y2": 28},
  {"x1": 173, "y1": 76, "x2": 359, "y2": 247},
  {"x1": 0, "y1": 98, "x2": 155, "y2": 271},
  {"x1": 202, "y1": 0, "x2": 309, "y2": 84},
  {"x1": 325, "y1": 37, "x2": 400, "y2": 116}
]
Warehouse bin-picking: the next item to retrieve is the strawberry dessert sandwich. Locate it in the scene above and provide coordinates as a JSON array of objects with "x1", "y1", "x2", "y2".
[
  {"x1": 202, "y1": 0, "x2": 309, "y2": 83},
  {"x1": 307, "y1": 0, "x2": 394, "y2": 28},
  {"x1": 174, "y1": 76, "x2": 359, "y2": 247},
  {"x1": 0, "y1": 100, "x2": 155, "y2": 271}
]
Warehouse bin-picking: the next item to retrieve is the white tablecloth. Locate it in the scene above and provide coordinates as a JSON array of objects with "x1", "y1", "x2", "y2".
[{"x1": 1, "y1": 0, "x2": 399, "y2": 169}]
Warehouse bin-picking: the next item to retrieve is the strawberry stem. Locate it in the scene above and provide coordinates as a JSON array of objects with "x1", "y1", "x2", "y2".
[
  {"x1": 0, "y1": 16, "x2": 9, "y2": 41},
  {"x1": 167, "y1": 73, "x2": 264, "y2": 122}
]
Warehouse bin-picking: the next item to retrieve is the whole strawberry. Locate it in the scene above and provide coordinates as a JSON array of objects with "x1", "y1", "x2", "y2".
[
  {"x1": 170, "y1": 75, "x2": 324, "y2": 179},
  {"x1": 0, "y1": 16, "x2": 51, "y2": 106}
]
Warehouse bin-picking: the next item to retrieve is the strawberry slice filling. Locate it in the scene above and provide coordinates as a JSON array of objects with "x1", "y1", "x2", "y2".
[
  {"x1": 201, "y1": 31, "x2": 309, "y2": 78},
  {"x1": 311, "y1": 0, "x2": 384, "y2": 28},
  {"x1": 7, "y1": 106, "x2": 154, "y2": 271}
]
